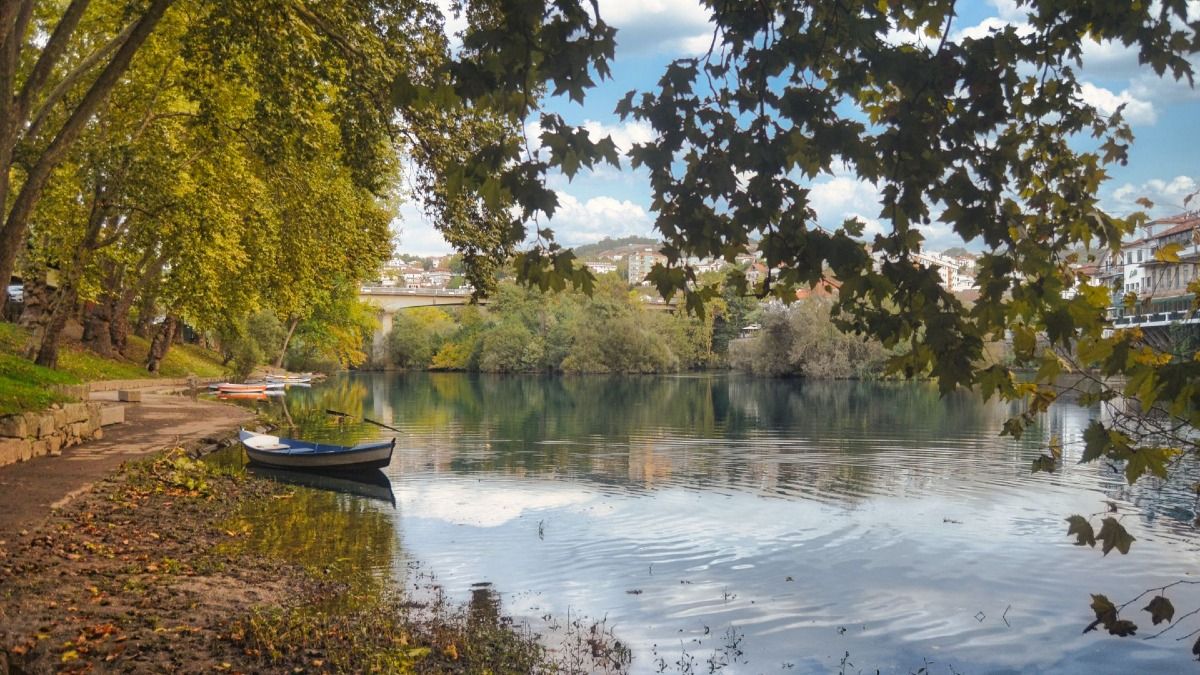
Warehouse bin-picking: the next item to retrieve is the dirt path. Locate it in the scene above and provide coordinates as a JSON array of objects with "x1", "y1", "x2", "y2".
[{"x1": 0, "y1": 389, "x2": 253, "y2": 540}]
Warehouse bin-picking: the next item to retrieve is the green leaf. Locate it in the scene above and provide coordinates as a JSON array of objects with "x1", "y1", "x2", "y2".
[
  {"x1": 1124, "y1": 447, "x2": 1177, "y2": 484},
  {"x1": 1096, "y1": 517, "x2": 1135, "y2": 555},
  {"x1": 1081, "y1": 421, "x2": 1109, "y2": 463},
  {"x1": 1065, "y1": 515, "x2": 1096, "y2": 547},
  {"x1": 1144, "y1": 596, "x2": 1174, "y2": 625}
]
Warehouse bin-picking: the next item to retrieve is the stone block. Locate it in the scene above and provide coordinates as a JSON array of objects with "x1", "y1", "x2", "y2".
[
  {"x1": 70, "y1": 422, "x2": 89, "y2": 437},
  {"x1": 0, "y1": 438, "x2": 27, "y2": 466},
  {"x1": 0, "y1": 414, "x2": 28, "y2": 438},
  {"x1": 63, "y1": 402, "x2": 89, "y2": 424},
  {"x1": 46, "y1": 434, "x2": 63, "y2": 456},
  {"x1": 38, "y1": 414, "x2": 58, "y2": 439},
  {"x1": 29, "y1": 439, "x2": 48, "y2": 459},
  {"x1": 117, "y1": 390, "x2": 142, "y2": 403},
  {"x1": 99, "y1": 405, "x2": 125, "y2": 426},
  {"x1": 52, "y1": 408, "x2": 68, "y2": 428}
]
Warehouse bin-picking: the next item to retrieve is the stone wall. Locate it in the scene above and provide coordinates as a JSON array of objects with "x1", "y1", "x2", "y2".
[
  {"x1": 86, "y1": 376, "x2": 224, "y2": 393},
  {"x1": 0, "y1": 402, "x2": 123, "y2": 467}
]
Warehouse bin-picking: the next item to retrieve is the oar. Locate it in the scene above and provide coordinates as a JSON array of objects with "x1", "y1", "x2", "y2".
[{"x1": 326, "y1": 409, "x2": 403, "y2": 433}]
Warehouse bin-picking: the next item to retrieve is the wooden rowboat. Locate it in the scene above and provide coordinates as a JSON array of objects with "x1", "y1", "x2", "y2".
[
  {"x1": 238, "y1": 429, "x2": 394, "y2": 472},
  {"x1": 265, "y1": 373, "x2": 313, "y2": 384},
  {"x1": 215, "y1": 383, "x2": 268, "y2": 394},
  {"x1": 220, "y1": 392, "x2": 268, "y2": 401}
]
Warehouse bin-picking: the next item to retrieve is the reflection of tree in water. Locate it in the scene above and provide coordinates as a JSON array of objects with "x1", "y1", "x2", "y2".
[
  {"x1": 255, "y1": 380, "x2": 374, "y2": 444},
  {"x1": 358, "y1": 373, "x2": 1069, "y2": 500},
  {"x1": 225, "y1": 484, "x2": 400, "y2": 601}
]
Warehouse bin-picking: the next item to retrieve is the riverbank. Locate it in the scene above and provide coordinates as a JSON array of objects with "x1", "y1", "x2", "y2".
[
  {"x1": 0, "y1": 449, "x2": 613, "y2": 673},
  {"x1": 0, "y1": 389, "x2": 253, "y2": 538}
]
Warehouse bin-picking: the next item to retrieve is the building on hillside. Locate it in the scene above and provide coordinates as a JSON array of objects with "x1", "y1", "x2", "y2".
[
  {"x1": 795, "y1": 276, "x2": 842, "y2": 300},
  {"x1": 745, "y1": 262, "x2": 768, "y2": 286},
  {"x1": 401, "y1": 267, "x2": 425, "y2": 287},
  {"x1": 690, "y1": 257, "x2": 727, "y2": 274},
  {"x1": 628, "y1": 248, "x2": 666, "y2": 285},
  {"x1": 1095, "y1": 210, "x2": 1200, "y2": 329},
  {"x1": 585, "y1": 260, "x2": 618, "y2": 275},
  {"x1": 875, "y1": 249, "x2": 977, "y2": 293},
  {"x1": 424, "y1": 269, "x2": 453, "y2": 288}
]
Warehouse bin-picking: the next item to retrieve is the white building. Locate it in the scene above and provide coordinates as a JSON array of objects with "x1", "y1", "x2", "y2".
[
  {"x1": 628, "y1": 248, "x2": 666, "y2": 285},
  {"x1": 585, "y1": 260, "x2": 617, "y2": 275}
]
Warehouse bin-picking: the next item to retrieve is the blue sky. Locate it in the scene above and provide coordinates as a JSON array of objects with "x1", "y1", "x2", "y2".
[{"x1": 395, "y1": 0, "x2": 1200, "y2": 256}]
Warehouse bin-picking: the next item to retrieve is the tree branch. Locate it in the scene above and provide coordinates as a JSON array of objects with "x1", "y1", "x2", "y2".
[{"x1": 24, "y1": 18, "x2": 138, "y2": 143}]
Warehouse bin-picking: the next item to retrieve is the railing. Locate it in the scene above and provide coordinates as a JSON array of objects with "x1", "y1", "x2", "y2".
[
  {"x1": 1108, "y1": 312, "x2": 1200, "y2": 327},
  {"x1": 359, "y1": 285, "x2": 675, "y2": 307},
  {"x1": 359, "y1": 286, "x2": 473, "y2": 296}
]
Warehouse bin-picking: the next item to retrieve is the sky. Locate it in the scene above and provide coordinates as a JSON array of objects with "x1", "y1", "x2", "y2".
[{"x1": 394, "y1": 0, "x2": 1200, "y2": 256}]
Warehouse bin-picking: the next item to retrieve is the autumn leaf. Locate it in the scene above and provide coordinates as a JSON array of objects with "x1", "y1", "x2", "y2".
[
  {"x1": 1097, "y1": 517, "x2": 1136, "y2": 555},
  {"x1": 1107, "y1": 619, "x2": 1138, "y2": 636},
  {"x1": 1144, "y1": 596, "x2": 1175, "y2": 625},
  {"x1": 1085, "y1": 594, "x2": 1117, "y2": 633},
  {"x1": 1066, "y1": 515, "x2": 1096, "y2": 547}
]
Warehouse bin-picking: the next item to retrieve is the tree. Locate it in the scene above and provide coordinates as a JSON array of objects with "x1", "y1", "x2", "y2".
[
  {"x1": 438, "y1": 1, "x2": 1199, "y2": 647},
  {"x1": 0, "y1": 0, "x2": 175, "y2": 318}
]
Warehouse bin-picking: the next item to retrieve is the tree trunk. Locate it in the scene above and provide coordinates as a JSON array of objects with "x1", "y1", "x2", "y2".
[
  {"x1": 0, "y1": 0, "x2": 172, "y2": 318},
  {"x1": 128, "y1": 253, "x2": 164, "y2": 343},
  {"x1": 16, "y1": 272, "x2": 48, "y2": 329},
  {"x1": 83, "y1": 261, "x2": 122, "y2": 356},
  {"x1": 34, "y1": 284, "x2": 78, "y2": 367},
  {"x1": 83, "y1": 300, "x2": 114, "y2": 357},
  {"x1": 276, "y1": 316, "x2": 300, "y2": 368},
  {"x1": 109, "y1": 284, "x2": 138, "y2": 355},
  {"x1": 146, "y1": 313, "x2": 176, "y2": 372}
]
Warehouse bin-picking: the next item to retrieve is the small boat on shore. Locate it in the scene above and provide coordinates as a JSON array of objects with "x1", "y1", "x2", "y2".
[
  {"x1": 265, "y1": 373, "x2": 313, "y2": 384},
  {"x1": 220, "y1": 392, "x2": 268, "y2": 401},
  {"x1": 238, "y1": 429, "x2": 394, "y2": 472},
  {"x1": 214, "y1": 383, "x2": 268, "y2": 394}
]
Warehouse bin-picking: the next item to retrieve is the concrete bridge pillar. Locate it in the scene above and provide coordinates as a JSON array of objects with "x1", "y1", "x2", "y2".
[{"x1": 373, "y1": 310, "x2": 393, "y2": 366}]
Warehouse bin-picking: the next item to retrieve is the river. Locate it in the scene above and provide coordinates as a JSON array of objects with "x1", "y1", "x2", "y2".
[{"x1": 231, "y1": 372, "x2": 1200, "y2": 673}]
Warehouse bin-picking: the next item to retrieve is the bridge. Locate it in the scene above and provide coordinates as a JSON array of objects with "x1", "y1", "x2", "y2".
[
  {"x1": 357, "y1": 285, "x2": 677, "y2": 363},
  {"x1": 357, "y1": 287, "x2": 477, "y2": 362}
]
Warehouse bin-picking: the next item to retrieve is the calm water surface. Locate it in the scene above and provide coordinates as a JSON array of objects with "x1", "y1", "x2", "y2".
[{"x1": 242, "y1": 373, "x2": 1200, "y2": 673}]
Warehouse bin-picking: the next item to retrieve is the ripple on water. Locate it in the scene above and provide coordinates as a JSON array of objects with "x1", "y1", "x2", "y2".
[{"x1": 272, "y1": 374, "x2": 1200, "y2": 674}]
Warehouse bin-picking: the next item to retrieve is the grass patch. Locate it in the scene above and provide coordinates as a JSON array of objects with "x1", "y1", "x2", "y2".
[
  {"x1": 0, "y1": 321, "x2": 227, "y2": 414},
  {"x1": 0, "y1": 352, "x2": 79, "y2": 416}
]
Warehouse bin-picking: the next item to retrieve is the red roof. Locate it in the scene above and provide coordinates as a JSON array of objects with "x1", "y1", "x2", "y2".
[{"x1": 1147, "y1": 211, "x2": 1200, "y2": 240}]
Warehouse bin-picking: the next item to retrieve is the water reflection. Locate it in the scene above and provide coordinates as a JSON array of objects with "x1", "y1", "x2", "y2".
[
  {"x1": 247, "y1": 466, "x2": 396, "y2": 507},
  {"x1": 230, "y1": 373, "x2": 1200, "y2": 673}
]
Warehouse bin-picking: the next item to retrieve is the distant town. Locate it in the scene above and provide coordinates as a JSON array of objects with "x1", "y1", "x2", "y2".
[
  {"x1": 377, "y1": 234, "x2": 982, "y2": 294},
  {"x1": 382, "y1": 208, "x2": 1200, "y2": 332}
]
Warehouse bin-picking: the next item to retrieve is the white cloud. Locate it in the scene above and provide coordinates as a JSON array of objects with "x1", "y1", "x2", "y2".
[
  {"x1": 1077, "y1": 82, "x2": 1158, "y2": 125},
  {"x1": 1109, "y1": 175, "x2": 1199, "y2": 215},
  {"x1": 397, "y1": 480, "x2": 593, "y2": 527},
  {"x1": 598, "y1": 0, "x2": 713, "y2": 55},
  {"x1": 393, "y1": 201, "x2": 454, "y2": 256},
  {"x1": 581, "y1": 119, "x2": 655, "y2": 154},
  {"x1": 807, "y1": 173, "x2": 883, "y2": 230},
  {"x1": 988, "y1": 0, "x2": 1028, "y2": 22},
  {"x1": 547, "y1": 192, "x2": 656, "y2": 246},
  {"x1": 955, "y1": 16, "x2": 1031, "y2": 42}
]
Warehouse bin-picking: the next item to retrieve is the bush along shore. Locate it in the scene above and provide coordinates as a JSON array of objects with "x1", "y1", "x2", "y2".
[{"x1": 0, "y1": 447, "x2": 627, "y2": 673}]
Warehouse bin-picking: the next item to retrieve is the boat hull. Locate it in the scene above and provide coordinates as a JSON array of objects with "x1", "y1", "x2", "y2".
[
  {"x1": 217, "y1": 384, "x2": 267, "y2": 393},
  {"x1": 239, "y1": 430, "x2": 394, "y2": 472}
]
